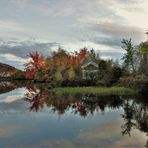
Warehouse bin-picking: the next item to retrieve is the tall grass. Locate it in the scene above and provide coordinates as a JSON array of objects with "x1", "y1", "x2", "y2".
[{"x1": 54, "y1": 87, "x2": 138, "y2": 96}]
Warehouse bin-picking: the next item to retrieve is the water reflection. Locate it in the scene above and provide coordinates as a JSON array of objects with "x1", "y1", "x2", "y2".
[
  {"x1": 0, "y1": 81, "x2": 147, "y2": 147},
  {"x1": 0, "y1": 81, "x2": 19, "y2": 94},
  {"x1": 24, "y1": 83, "x2": 148, "y2": 147},
  {"x1": 25, "y1": 88, "x2": 124, "y2": 116},
  {"x1": 121, "y1": 98, "x2": 148, "y2": 148}
]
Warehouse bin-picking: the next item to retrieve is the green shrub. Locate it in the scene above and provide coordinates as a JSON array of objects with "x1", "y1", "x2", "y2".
[{"x1": 118, "y1": 75, "x2": 148, "y2": 89}]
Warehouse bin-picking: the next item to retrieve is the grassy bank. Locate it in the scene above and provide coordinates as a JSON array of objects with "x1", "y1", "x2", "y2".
[{"x1": 54, "y1": 87, "x2": 139, "y2": 96}]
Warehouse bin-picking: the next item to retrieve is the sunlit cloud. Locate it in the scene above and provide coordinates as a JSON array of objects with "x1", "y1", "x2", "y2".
[
  {"x1": 0, "y1": 53, "x2": 30, "y2": 64},
  {"x1": 0, "y1": 54, "x2": 30, "y2": 70}
]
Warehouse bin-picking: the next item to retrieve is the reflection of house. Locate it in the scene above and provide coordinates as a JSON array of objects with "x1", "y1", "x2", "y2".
[{"x1": 81, "y1": 59, "x2": 99, "y2": 79}]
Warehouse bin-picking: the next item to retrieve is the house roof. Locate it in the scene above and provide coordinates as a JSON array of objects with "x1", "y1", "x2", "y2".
[{"x1": 81, "y1": 61, "x2": 98, "y2": 68}]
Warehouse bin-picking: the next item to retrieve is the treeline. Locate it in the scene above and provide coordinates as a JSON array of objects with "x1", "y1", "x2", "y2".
[
  {"x1": 121, "y1": 39, "x2": 148, "y2": 75},
  {"x1": 24, "y1": 48, "x2": 124, "y2": 86},
  {"x1": 118, "y1": 39, "x2": 148, "y2": 93},
  {"x1": 23, "y1": 38, "x2": 148, "y2": 89}
]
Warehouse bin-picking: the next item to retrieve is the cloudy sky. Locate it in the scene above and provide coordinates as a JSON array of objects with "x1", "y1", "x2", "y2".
[{"x1": 0, "y1": 0, "x2": 147, "y2": 70}]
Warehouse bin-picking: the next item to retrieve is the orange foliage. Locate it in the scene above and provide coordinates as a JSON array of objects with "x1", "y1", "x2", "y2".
[
  {"x1": 68, "y1": 48, "x2": 89, "y2": 68},
  {"x1": 24, "y1": 48, "x2": 89, "y2": 79},
  {"x1": 44, "y1": 49, "x2": 71, "y2": 74},
  {"x1": 24, "y1": 51, "x2": 45, "y2": 79}
]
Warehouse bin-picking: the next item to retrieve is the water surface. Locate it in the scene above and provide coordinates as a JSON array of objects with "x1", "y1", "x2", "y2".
[{"x1": 0, "y1": 82, "x2": 147, "y2": 147}]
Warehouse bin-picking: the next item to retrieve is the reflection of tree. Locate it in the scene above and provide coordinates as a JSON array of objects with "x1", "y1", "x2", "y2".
[
  {"x1": 1, "y1": 82, "x2": 147, "y2": 146},
  {"x1": 145, "y1": 140, "x2": 148, "y2": 148},
  {"x1": 121, "y1": 100, "x2": 136, "y2": 136},
  {"x1": 24, "y1": 85, "x2": 49, "y2": 112},
  {"x1": 0, "y1": 81, "x2": 42, "y2": 95},
  {"x1": 136, "y1": 103, "x2": 148, "y2": 134},
  {"x1": 24, "y1": 85, "x2": 124, "y2": 117},
  {"x1": 24, "y1": 85, "x2": 148, "y2": 146},
  {"x1": 121, "y1": 98, "x2": 148, "y2": 147}
]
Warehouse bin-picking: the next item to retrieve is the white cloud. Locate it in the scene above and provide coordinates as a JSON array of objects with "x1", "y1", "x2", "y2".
[
  {"x1": 0, "y1": 20, "x2": 29, "y2": 39},
  {"x1": 0, "y1": 20, "x2": 24, "y2": 31},
  {"x1": 0, "y1": 53, "x2": 30, "y2": 64},
  {"x1": 0, "y1": 53, "x2": 30, "y2": 70}
]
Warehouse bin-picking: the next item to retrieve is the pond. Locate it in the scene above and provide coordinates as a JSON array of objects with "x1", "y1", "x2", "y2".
[{"x1": 0, "y1": 81, "x2": 147, "y2": 148}]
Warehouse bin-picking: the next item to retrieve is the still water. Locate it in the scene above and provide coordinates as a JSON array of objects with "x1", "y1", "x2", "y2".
[{"x1": 0, "y1": 82, "x2": 147, "y2": 148}]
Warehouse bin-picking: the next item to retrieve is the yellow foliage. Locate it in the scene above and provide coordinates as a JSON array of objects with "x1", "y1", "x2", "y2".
[
  {"x1": 55, "y1": 70, "x2": 62, "y2": 81},
  {"x1": 68, "y1": 67, "x2": 76, "y2": 80}
]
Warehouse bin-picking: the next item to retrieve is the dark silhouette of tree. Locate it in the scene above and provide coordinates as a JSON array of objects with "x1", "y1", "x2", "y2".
[{"x1": 121, "y1": 38, "x2": 136, "y2": 73}]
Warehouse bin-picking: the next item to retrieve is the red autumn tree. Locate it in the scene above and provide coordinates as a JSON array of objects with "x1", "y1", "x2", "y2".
[
  {"x1": 24, "y1": 51, "x2": 45, "y2": 79},
  {"x1": 24, "y1": 48, "x2": 89, "y2": 80}
]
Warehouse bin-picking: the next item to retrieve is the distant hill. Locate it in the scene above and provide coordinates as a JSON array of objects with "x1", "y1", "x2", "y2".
[{"x1": 0, "y1": 62, "x2": 24, "y2": 78}]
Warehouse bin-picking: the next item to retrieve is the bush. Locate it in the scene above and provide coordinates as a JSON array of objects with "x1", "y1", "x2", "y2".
[
  {"x1": 139, "y1": 80, "x2": 148, "y2": 95},
  {"x1": 60, "y1": 79, "x2": 97, "y2": 87},
  {"x1": 110, "y1": 66, "x2": 122, "y2": 85},
  {"x1": 117, "y1": 75, "x2": 148, "y2": 94}
]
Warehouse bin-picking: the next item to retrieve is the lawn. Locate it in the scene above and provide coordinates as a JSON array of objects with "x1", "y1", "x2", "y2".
[{"x1": 54, "y1": 86, "x2": 138, "y2": 96}]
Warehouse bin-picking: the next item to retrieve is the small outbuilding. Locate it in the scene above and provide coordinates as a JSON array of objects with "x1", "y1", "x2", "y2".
[{"x1": 81, "y1": 58, "x2": 99, "y2": 79}]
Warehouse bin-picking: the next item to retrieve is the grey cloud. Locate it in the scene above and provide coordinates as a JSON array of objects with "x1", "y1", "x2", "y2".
[
  {"x1": 89, "y1": 22, "x2": 145, "y2": 47},
  {"x1": 0, "y1": 0, "x2": 146, "y2": 68},
  {"x1": 0, "y1": 40, "x2": 60, "y2": 69},
  {"x1": 0, "y1": 40, "x2": 60, "y2": 58},
  {"x1": 93, "y1": 37, "x2": 122, "y2": 48},
  {"x1": 0, "y1": 0, "x2": 142, "y2": 45},
  {"x1": 91, "y1": 23, "x2": 143, "y2": 38}
]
